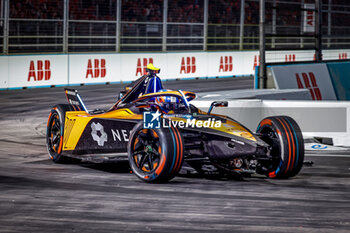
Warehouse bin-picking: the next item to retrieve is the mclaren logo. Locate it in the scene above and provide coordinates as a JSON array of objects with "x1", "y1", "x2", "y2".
[{"x1": 91, "y1": 122, "x2": 108, "y2": 146}]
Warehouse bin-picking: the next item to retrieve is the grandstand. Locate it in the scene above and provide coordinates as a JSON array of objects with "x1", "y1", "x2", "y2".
[{"x1": 0, "y1": 0, "x2": 350, "y2": 54}]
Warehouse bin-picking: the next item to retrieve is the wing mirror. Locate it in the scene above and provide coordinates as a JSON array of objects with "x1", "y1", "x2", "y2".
[{"x1": 208, "y1": 101, "x2": 228, "y2": 115}]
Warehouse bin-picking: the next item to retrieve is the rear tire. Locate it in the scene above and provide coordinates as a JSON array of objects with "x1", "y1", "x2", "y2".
[
  {"x1": 128, "y1": 122, "x2": 184, "y2": 183},
  {"x1": 46, "y1": 104, "x2": 73, "y2": 163},
  {"x1": 256, "y1": 116, "x2": 304, "y2": 178}
]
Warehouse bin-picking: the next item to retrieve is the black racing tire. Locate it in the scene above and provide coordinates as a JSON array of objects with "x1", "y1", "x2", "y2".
[
  {"x1": 46, "y1": 104, "x2": 74, "y2": 163},
  {"x1": 128, "y1": 122, "x2": 184, "y2": 183},
  {"x1": 256, "y1": 116, "x2": 304, "y2": 179}
]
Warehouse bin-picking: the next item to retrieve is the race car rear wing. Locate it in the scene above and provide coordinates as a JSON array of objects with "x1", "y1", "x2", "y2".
[{"x1": 64, "y1": 89, "x2": 89, "y2": 113}]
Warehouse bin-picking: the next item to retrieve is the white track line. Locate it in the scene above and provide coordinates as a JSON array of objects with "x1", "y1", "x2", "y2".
[{"x1": 306, "y1": 153, "x2": 350, "y2": 158}]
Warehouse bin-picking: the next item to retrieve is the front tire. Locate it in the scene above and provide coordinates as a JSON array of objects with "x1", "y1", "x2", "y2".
[
  {"x1": 46, "y1": 104, "x2": 73, "y2": 163},
  {"x1": 128, "y1": 122, "x2": 184, "y2": 183},
  {"x1": 257, "y1": 116, "x2": 304, "y2": 179}
]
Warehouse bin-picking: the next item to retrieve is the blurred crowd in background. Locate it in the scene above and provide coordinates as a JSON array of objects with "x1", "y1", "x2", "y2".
[
  {"x1": 3, "y1": 0, "x2": 350, "y2": 53},
  {"x1": 9, "y1": 0, "x2": 63, "y2": 19},
  {"x1": 7, "y1": 0, "x2": 350, "y2": 26}
]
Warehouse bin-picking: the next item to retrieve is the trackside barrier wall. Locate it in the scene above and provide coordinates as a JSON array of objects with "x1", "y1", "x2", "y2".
[
  {"x1": 327, "y1": 61, "x2": 350, "y2": 100},
  {"x1": 268, "y1": 59, "x2": 350, "y2": 101},
  {"x1": 69, "y1": 54, "x2": 121, "y2": 85},
  {"x1": 192, "y1": 99, "x2": 350, "y2": 147},
  {"x1": 7, "y1": 55, "x2": 69, "y2": 89},
  {"x1": 0, "y1": 57, "x2": 8, "y2": 89},
  {"x1": 268, "y1": 63, "x2": 338, "y2": 100},
  {"x1": 1, "y1": 49, "x2": 350, "y2": 90},
  {"x1": 69, "y1": 51, "x2": 257, "y2": 84}
]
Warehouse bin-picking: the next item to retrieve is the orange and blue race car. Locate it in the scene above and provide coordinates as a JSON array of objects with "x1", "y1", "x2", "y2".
[{"x1": 46, "y1": 72, "x2": 304, "y2": 183}]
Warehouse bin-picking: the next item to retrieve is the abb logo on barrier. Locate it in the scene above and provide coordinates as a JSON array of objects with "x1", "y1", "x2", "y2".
[
  {"x1": 285, "y1": 54, "x2": 296, "y2": 62},
  {"x1": 219, "y1": 56, "x2": 233, "y2": 72},
  {"x1": 28, "y1": 60, "x2": 51, "y2": 81},
  {"x1": 339, "y1": 53, "x2": 348, "y2": 60},
  {"x1": 253, "y1": 55, "x2": 260, "y2": 70},
  {"x1": 295, "y1": 72, "x2": 322, "y2": 100},
  {"x1": 180, "y1": 57, "x2": 196, "y2": 74},
  {"x1": 86, "y1": 59, "x2": 106, "y2": 78},
  {"x1": 136, "y1": 58, "x2": 154, "y2": 76},
  {"x1": 306, "y1": 10, "x2": 314, "y2": 27}
]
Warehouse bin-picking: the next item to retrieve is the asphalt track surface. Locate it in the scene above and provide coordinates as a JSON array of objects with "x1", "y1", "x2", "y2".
[{"x1": 0, "y1": 77, "x2": 350, "y2": 233}]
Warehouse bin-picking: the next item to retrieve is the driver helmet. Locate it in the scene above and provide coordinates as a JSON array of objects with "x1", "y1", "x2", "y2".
[
  {"x1": 155, "y1": 89, "x2": 179, "y2": 104},
  {"x1": 145, "y1": 63, "x2": 160, "y2": 77}
]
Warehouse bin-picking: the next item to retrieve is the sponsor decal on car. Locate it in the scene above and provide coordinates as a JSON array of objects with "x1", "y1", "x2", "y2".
[
  {"x1": 143, "y1": 111, "x2": 161, "y2": 129},
  {"x1": 111, "y1": 129, "x2": 129, "y2": 142},
  {"x1": 91, "y1": 122, "x2": 108, "y2": 146},
  {"x1": 90, "y1": 122, "x2": 130, "y2": 146},
  {"x1": 143, "y1": 110, "x2": 222, "y2": 129},
  {"x1": 311, "y1": 144, "x2": 328, "y2": 150}
]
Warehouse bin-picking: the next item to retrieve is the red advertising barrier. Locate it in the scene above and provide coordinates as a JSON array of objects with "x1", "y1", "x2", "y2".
[
  {"x1": 270, "y1": 63, "x2": 337, "y2": 100},
  {"x1": 8, "y1": 55, "x2": 68, "y2": 88},
  {"x1": 0, "y1": 49, "x2": 349, "y2": 89}
]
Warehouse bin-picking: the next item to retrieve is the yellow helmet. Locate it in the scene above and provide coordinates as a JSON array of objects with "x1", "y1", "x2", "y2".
[
  {"x1": 146, "y1": 63, "x2": 160, "y2": 74},
  {"x1": 146, "y1": 63, "x2": 160, "y2": 71}
]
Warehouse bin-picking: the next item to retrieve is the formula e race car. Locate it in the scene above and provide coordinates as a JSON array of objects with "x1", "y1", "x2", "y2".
[{"x1": 46, "y1": 75, "x2": 304, "y2": 183}]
